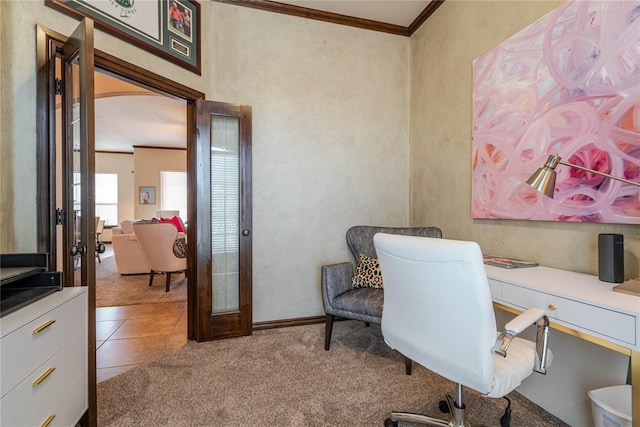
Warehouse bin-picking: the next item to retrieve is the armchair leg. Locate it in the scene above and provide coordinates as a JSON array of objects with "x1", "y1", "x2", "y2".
[
  {"x1": 324, "y1": 314, "x2": 334, "y2": 351},
  {"x1": 405, "y1": 356, "x2": 412, "y2": 375},
  {"x1": 149, "y1": 271, "x2": 155, "y2": 287},
  {"x1": 165, "y1": 272, "x2": 172, "y2": 292}
]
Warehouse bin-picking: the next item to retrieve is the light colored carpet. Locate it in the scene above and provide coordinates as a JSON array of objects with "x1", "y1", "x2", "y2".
[
  {"x1": 97, "y1": 320, "x2": 569, "y2": 426},
  {"x1": 96, "y1": 253, "x2": 187, "y2": 307}
]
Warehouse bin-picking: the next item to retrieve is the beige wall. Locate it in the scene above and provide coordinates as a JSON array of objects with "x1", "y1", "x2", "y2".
[
  {"x1": 0, "y1": 2, "x2": 410, "y2": 322},
  {"x1": 0, "y1": 2, "x2": 8, "y2": 251},
  {"x1": 409, "y1": 0, "x2": 640, "y2": 277},
  {"x1": 409, "y1": 2, "x2": 635, "y2": 425},
  {"x1": 210, "y1": 4, "x2": 410, "y2": 321},
  {"x1": 95, "y1": 149, "x2": 186, "y2": 241},
  {"x1": 133, "y1": 147, "x2": 187, "y2": 220}
]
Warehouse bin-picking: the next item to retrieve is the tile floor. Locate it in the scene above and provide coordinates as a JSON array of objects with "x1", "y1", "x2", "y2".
[{"x1": 96, "y1": 300, "x2": 188, "y2": 383}]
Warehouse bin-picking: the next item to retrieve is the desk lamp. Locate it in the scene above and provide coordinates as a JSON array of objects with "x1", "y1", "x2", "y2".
[
  {"x1": 526, "y1": 153, "x2": 640, "y2": 296},
  {"x1": 526, "y1": 154, "x2": 640, "y2": 198}
]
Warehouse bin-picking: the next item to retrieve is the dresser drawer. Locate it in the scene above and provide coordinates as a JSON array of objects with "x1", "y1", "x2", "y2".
[
  {"x1": 0, "y1": 333, "x2": 86, "y2": 426},
  {"x1": 0, "y1": 292, "x2": 86, "y2": 397},
  {"x1": 36, "y1": 375, "x2": 87, "y2": 427},
  {"x1": 503, "y1": 284, "x2": 636, "y2": 346}
]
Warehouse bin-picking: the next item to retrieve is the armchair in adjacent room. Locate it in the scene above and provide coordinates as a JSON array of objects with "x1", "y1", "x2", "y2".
[
  {"x1": 133, "y1": 222, "x2": 187, "y2": 292},
  {"x1": 374, "y1": 233, "x2": 552, "y2": 427},
  {"x1": 111, "y1": 220, "x2": 151, "y2": 275},
  {"x1": 321, "y1": 225, "x2": 442, "y2": 351}
]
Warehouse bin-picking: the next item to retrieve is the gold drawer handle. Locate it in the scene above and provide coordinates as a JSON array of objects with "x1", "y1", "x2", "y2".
[
  {"x1": 33, "y1": 367, "x2": 56, "y2": 386},
  {"x1": 41, "y1": 414, "x2": 55, "y2": 427},
  {"x1": 548, "y1": 304, "x2": 557, "y2": 311},
  {"x1": 32, "y1": 319, "x2": 56, "y2": 334}
]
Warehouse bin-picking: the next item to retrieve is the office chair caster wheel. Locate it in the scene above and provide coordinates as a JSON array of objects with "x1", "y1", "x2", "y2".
[{"x1": 384, "y1": 418, "x2": 398, "y2": 427}]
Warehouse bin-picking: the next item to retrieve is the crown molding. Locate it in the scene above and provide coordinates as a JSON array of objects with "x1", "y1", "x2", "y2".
[
  {"x1": 214, "y1": 0, "x2": 445, "y2": 36},
  {"x1": 408, "y1": 0, "x2": 444, "y2": 36}
]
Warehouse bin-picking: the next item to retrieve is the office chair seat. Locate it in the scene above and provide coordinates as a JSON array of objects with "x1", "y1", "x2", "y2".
[{"x1": 491, "y1": 337, "x2": 551, "y2": 398}]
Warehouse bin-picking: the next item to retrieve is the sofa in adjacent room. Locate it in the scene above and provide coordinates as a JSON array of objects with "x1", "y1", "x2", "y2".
[{"x1": 111, "y1": 220, "x2": 151, "y2": 274}]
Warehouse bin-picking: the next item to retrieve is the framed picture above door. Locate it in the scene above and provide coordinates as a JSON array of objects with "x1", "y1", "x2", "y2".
[{"x1": 45, "y1": 0, "x2": 201, "y2": 75}]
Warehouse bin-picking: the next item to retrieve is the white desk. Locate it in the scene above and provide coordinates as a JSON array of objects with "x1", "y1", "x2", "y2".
[{"x1": 485, "y1": 264, "x2": 639, "y2": 427}]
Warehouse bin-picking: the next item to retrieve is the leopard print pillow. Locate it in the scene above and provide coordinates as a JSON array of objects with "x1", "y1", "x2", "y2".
[{"x1": 352, "y1": 254, "x2": 383, "y2": 289}]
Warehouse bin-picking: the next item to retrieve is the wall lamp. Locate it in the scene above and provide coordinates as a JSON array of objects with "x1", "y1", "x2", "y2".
[{"x1": 526, "y1": 154, "x2": 640, "y2": 198}]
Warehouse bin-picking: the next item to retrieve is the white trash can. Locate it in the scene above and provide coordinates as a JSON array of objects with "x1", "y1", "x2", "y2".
[{"x1": 588, "y1": 384, "x2": 632, "y2": 427}]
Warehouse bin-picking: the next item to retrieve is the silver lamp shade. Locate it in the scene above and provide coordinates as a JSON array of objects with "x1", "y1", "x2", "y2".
[{"x1": 526, "y1": 154, "x2": 560, "y2": 198}]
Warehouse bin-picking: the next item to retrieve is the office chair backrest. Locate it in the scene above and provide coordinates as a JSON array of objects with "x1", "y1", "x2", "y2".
[
  {"x1": 374, "y1": 233, "x2": 497, "y2": 394},
  {"x1": 346, "y1": 226, "x2": 443, "y2": 259}
]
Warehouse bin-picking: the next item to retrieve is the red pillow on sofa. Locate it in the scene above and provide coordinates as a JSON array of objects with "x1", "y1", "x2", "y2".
[{"x1": 158, "y1": 216, "x2": 185, "y2": 233}]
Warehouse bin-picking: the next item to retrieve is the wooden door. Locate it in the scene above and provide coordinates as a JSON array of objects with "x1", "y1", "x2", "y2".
[
  {"x1": 61, "y1": 18, "x2": 97, "y2": 426},
  {"x1": 194, "y1": 100, "x2": 253, "y2": 341},
  {"x1": 61, "y1": 19, "x2": 96, "y2": 289}
]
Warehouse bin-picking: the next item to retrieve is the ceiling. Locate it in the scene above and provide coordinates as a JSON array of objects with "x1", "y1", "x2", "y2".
[
  {"x1": 274, "y1": 1, "x2": 433, "y2": 27},
  {"x1": 95, "y1": 72, "x2": 186, "y2": 153},
  {"x1": 95, "y1": 1, "x2": 436, "y2": 153}
]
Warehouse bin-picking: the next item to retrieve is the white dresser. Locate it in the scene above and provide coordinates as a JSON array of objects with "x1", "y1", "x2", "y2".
[{"x1": 0, "y1": 287, "x2": 88, "y2": 427}]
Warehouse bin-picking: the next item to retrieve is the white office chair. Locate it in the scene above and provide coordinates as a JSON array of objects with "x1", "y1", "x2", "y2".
[{"x1": 373, "y1": 234, "x2": 551, "y2": 427}]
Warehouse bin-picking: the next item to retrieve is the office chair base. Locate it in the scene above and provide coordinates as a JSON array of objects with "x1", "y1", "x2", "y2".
[
  {"x1": 385, "y1": 394, "x2": 470, "y2": 427},
  {"x1": 385, "y1": 412, "x2": 453, "y2": 426}
]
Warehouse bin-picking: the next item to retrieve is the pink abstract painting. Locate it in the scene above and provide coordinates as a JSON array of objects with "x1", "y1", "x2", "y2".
[{"x1": 472, "y1": 1, "x2": 640, "y2": 223}]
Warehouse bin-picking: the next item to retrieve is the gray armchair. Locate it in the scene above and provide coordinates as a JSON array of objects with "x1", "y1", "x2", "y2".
[{"x1": 321, "y1": 225, "x2": 442, "y2": 350}]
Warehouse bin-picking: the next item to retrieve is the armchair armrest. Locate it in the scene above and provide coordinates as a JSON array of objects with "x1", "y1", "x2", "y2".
[
  {"x1": 492, "y1": 307, "x2": 550, "y2": 375},
  {"x1": 321, "y1": 262, "x2": 354, "y2": 311}
]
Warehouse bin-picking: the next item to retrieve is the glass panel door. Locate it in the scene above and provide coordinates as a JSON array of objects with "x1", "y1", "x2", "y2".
[
  {"x1": 211, "y1": 116, "x2": 240, "y2": 313},
  {"x1": 71, "y1": 77, "x2": 83, "y2": 285},
  {"x1": 62, "y1": 19, "x2": 95, "y2": 288},
  {"x1": 195, "y1": 100, "x2": 252, "y2": 341}
]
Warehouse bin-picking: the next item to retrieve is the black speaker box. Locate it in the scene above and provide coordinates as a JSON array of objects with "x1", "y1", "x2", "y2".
[{"x1": 598, "y1": 234, "x2": 624, "y2": 283}]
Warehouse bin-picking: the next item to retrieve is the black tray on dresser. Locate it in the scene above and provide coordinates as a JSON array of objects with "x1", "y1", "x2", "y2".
[{"x1": 0, "y1": 253, "x2": 62, "y2": 318}]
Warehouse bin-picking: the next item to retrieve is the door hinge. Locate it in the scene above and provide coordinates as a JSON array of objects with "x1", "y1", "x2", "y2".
[
  {"x1": 54, "y1": 78, "x2": 64, "y2": 95},
  {"x1": 55, "y1": 208, "x2": 66, "y2": 225}
]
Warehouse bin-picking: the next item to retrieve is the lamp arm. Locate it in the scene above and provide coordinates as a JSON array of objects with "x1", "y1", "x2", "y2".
[{"x1": 558, "y1": 160, "x2": 640, "y2": 188}]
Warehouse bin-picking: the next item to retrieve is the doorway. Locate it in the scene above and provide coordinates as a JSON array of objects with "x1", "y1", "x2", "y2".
[
  {"x1": 92, "y1": 70, "x2": 189, "y2": 382},
  {"x1": 92, "y1": 53, "x2": 254, "y2": 344},
  {"x1": 37, "y1": 22, "x2": 253, "y2": 425}
]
